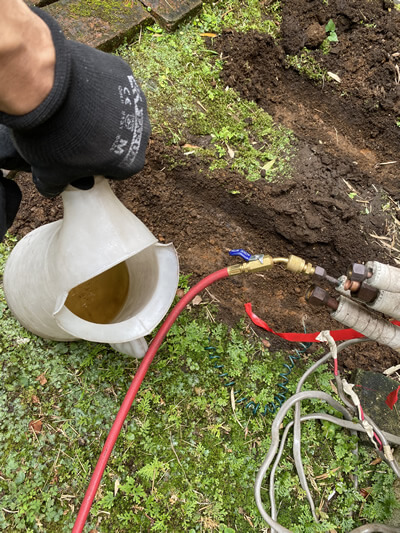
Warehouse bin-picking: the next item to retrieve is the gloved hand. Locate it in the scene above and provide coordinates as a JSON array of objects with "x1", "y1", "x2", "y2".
[
  {"x1": 0, "y1": 125, "x2": 26, "y2": 240},
  {"x1": 0, "y1": 7, "x2": 151, "y2": 199},
  {"x1": 0, "y1": 124, "x2": 95, "y2": 241},
  {"x1": 0, "y1": 170, "x2": 22, "y2": 242}
]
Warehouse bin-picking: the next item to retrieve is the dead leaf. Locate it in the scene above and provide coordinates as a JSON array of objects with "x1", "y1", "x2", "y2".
[
  {"x1": 176, "y1": 288, "x2": 185, "y2": 299},
  {"x1": 192, "y1": 295, "x2": 202, "y2": 306},
  {"x1": 261, "y1": 338, "x2": 271, "y2": 348},
  {"x1": 169, "y1": 494, "x2": 178, "y2": 504},
  {"x1": 384, "y1": 364, "x2": 400, "y2": 376},
  {"x1": 244, "y1": 515, "x2": 254, "y2": 527},
  {"x1": 230, "y1": 388, "x2": 236, "y2": 412},
  {"x1": 314, "y1": 467, "x2": 340, "y2": 480},
  {"x1": 330, "y1": 380, "x2": 338, "y2": 395},
  {"x1": 370, "y1": 457, "x2": 382, "y2": 466},
  {"x1": 36, "y1": 373, "x2": 47, "y2": 386},
  {"x1": 360, "y1": 487, "x2": 372, "y2": 498},
  {"x1": 227, "y1": 145, "x2": 235, "y2": 159},
  {"x1": 29, "y1": 420, "x2": 42, "y2": 434},
  {"x1": 200, "y1": 32, "x2": 217, "y2": 38},
  {"x1": 262, "y1": 158, "x2": 276, "y2": 172},
  {"x1": 182, "y1": 143, "x2": 201, "y2": 150},
  {"x1": 114, "y1": 479, "x2": 120, "y2": 496},
  {"x1": 31, "y1": 395, "x2": 40, "y2": 404},
  {"x1": 327, "y1": 71, "x2": 341, "y2": 83}
]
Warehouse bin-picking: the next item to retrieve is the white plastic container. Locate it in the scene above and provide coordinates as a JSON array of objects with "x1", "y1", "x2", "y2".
[{"x1": 3, "y1": 177, "x2": 179, "y2": 358}]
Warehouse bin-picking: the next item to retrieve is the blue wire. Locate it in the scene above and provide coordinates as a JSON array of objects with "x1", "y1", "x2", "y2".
[{"x1": 204, "y1": 337, "x2": 312, "y2": 416}]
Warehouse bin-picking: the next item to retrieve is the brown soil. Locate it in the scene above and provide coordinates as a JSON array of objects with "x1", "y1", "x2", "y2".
[{"x1": 9, "y1": 0, "x2": 400, "y2": 376}]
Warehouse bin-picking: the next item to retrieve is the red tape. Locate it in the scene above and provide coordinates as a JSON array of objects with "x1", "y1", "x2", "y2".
[
  {"x1": 245, "y1": 303, "x2": 367, "y2": 342},
  {"x1": 245, "y1": 303, "x2": 400, "y2": 411}
]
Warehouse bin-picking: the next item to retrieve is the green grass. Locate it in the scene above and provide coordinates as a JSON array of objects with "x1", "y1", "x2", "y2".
[
  {"x1": 1, "y1": 0, "x2": 399, "y2": 531},
  {"x1": 0, "y1": 236, "x2": 398, "y2": 532},
  {"x1": 116, "y1": 0, "x2": 293, "y2": 181}
]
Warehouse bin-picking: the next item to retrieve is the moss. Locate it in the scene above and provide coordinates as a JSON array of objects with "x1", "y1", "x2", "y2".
[
  {"x1": 286, "y1": 48, "x2": 328, "y2": 82},
  {"x1": 118, "y1": 21, "x2": 294, "y2": 182},
  {"x1": 67, "y1": 0, "x2": 134, "y2": 24}
]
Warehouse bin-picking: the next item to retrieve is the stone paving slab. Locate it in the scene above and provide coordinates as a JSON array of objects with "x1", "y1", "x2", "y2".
[
  {"x1": 141, "y1": 0, "x2": 202, "y2": 30},
  {"x1": 25, "y1": 0, "x2": 203, "y2": 50},
  {"x1": 43, "y1": 0, "x2": 153, "y2": 51}
]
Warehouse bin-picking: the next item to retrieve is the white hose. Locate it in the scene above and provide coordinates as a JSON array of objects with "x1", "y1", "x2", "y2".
[
  {"x1": 365, "y1": 261, "x2": 400, "y2": 293},
  {"x1": 331, "y1": 297, "x2": 400, "y2": 350},
  {"x1": 368, "y1": 289, "x2": 400, "y2": 321}
]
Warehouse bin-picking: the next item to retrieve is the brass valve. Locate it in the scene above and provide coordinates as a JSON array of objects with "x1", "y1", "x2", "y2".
[{"x1": 227, "y1": 255, "x2": 274, "y2": 276}]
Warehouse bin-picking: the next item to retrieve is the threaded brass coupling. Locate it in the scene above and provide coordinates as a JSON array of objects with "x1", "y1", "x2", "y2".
[
  {"x1": 285, "y1": 254, "x2": 315, "y2": 275},
  {"x1": 227, "y1": 253, "x2": 315, "y2": 277}
]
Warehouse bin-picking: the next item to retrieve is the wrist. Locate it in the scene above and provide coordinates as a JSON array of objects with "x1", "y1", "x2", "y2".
[
  {"x1": 0, "y1": 3, "x2": 56, "y2": 115},
  {"x1": 0, "y1": 8, "x2": 71, "y2": 131}
]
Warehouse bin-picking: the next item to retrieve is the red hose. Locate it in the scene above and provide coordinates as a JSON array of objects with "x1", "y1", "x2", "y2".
[{"x1": 72, "y1": 268, "x2": 229, "y2": 532}]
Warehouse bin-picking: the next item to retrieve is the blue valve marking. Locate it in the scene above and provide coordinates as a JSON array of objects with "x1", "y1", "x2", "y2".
[{"x1": 229, "y1": 249, "x2": 252, "y2": 261}]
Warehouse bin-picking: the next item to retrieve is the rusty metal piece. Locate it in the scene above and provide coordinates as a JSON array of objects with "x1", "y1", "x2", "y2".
[
  {"x1": 313, "y1": 265, "x2": 327, "y2": 280},
  {"x1": 347, "y1": 263, "x2": 369, "y2": 283},
  {"x1": 313, "y1": 265, "x2": 339, "y2": 285},
  {"x1": 305, "y1": 285, "x2": 339, "y2": 311},
  {"x1": 354, "y1": 282, "x2": 378, "y2": 304}
]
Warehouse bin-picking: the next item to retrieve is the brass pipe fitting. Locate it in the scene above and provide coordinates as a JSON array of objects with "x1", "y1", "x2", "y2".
[
  {"x1": 285, "y1": 254, "x2": 315, "y2": 275},
  {"x1": 227, "y1": 255, "x2": 275, "y2": 276},
  {"x1": 272, "y1": 257, "x2": 289, "y2": 265},
  {"x1": 227, "y1": 253, "x2": 316, "y2": 277}
]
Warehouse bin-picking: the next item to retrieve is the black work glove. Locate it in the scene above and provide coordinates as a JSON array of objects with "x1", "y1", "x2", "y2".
[
  {"x1": 0, "y1": 125, "x2": 27, "y2": 240},
  {"x1": 0, "y1": 125, "x2": 93, "y2": 241},
  {"x1": 0, "y1": 170, "x2": 22, "y2": 242},
  {"x1": 0, "y1": 7, "x2": 151, "y2": 199}
]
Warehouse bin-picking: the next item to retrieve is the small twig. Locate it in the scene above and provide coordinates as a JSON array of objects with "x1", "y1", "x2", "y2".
[
  {"x1": 196, "y1": 100, "x2": 207, "y2": 112},
  {"x1": 395, "y1": 64, "x2": 400, "y2": 85},
  {"x1": 170, "y1": 432, "x2": 192, "y2": 486},
  {"x1": 222, "y1": 7, "x2": 234, "y2": 17},
  {"x1": 375, "y1": 160, "x2": 398, "y2": 167}
]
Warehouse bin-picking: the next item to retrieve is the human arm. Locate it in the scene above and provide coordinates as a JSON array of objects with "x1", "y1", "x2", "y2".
[
  {"x1": 0, "y1": 3, "x2": 150, "y2": 240},
  {"x1": 0, "y1": 0, "x2": 56, "y2": 115}
]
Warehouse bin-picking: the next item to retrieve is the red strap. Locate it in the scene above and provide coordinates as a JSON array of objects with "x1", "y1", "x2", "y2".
[
  {"x1": 245, "y1": 303, "x2": 400, "y2": 409},
  {"x1": 245, "y1": 302, "x2": 365, "y2": 342}
]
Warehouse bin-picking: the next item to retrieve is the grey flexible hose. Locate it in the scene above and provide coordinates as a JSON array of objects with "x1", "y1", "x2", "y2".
[
  {"x1": 270, "y1": 412, "x2": 400, "y2": 528},
  {"x1": 292, "y1": 339, "x2": 366, "y2": 521},
  {"x1": 351, "y1": 525, "x2": 400, "y2": 533},
  {"x1": 255, "y1": 390, "x2": 356, "y2": 532},
  {"x1": 254, "y1": 390, "x2": 400, "y2": 533}
]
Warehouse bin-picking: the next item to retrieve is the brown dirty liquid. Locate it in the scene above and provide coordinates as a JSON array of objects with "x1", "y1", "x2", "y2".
[{"x1": 65, "y1": 262, "x2": 130, "y2": 324}]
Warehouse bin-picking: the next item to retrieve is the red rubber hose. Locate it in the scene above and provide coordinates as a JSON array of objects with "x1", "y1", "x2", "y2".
[{"x1": 72, "y1": 267, "x2": 229, "y2": 532}]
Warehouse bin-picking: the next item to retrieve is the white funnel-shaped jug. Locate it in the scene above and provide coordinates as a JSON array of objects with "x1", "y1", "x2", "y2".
[{"x1": 3, "y1": 177, "x2": 179, "y2": 358}]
